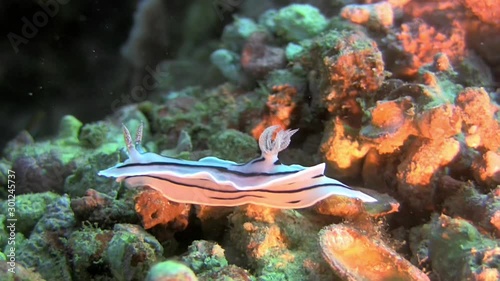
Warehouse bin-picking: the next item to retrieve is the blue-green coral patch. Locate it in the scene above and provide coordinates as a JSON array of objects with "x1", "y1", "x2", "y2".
[
  {"x1": 105, "y1": 224, "x2": 164, "y2": 281},
  {"x1": 208, "y1": 129, "x2": 258, "y2": 163},
  {"x1": 1, "y1": 192, "x2": 60, "y2": 236},
  {"x1": 274, "y1": 4, "x2": 328, "y2": 42}
]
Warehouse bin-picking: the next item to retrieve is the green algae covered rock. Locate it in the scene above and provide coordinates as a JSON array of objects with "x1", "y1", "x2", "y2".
[
  {"x1": 0, "y1": 215, "x2": 7, "y2": 249},
  {"x1": 258, "y1": 9, "x2": 278, "y2": 34},
  {"x1": 264, "y1": 68, "x2": 307, "y2": 90},
  {"x1": 68, "y1": 225, "x2": 114, "y2": 280},
  {"x1": 4, "y1": 115, "x2": 123, "y2": 166},
  {"x1": 429, "y1": 214, "x2": 500, "y2": 280},
  {"x1": 79, "y1": 121, "x2": 110, "y2": 148},
  {"x1": 0, "y1": 262, "x2": 45, "y2": 281},
  {"x1": 181, "y1": 240, "x2": 228, "y2": 274},
  {"x1": 146, "y1": 260, "x2": 198, "y2": 281},
  {"x1": 229, "y1": 206, "x2": 336, "y2": 281},
  {"x1": 152, "y1": 85, "x2": 266, "y2": 151},
  {"x1": 0, "y1": 192, "x2": 60, "y2": 236},
  {"x1": 208, "y1": 129, "x2": 258, "y2": 163},
  {"x1": 210, "y1": 49, "x2": 244, "y2": 84},
  {"x1": 222, "y1": 17, "x2": 262, "y2": 51},
  {"x1": 58, "y1": 114, "x2": 83, "y2": 144},
  {"x1": 17, "y1": 195, "x2": 76, "y2": 281},
  {"x1": 105, "y1": 224, "x2": 164, "y2": 281},
  {"x1": 285, "y1": 42, "x2": 305, "y2": 62},
  {"x1": 64, "y1": 151, "x2": 121, "y2": 198},
  {"x1": 274, "y1": 4, "x2": 328, "y2": 42}
]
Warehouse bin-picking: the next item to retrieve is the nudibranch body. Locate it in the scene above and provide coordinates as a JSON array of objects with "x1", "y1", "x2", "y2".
[{"x1": 98, "y1": 124, "x2": 377, "y2": 208}]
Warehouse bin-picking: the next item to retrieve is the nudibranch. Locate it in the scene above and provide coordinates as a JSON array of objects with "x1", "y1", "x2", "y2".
[{"x1": 98, "y1": 124, "x2": 377, "y2": 208}]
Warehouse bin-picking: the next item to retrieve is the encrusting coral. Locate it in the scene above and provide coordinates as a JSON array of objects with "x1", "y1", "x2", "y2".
[
  {"x1": 145, "y1": 260, "x2": 198, "y2": 281},
  {"x1": 385, "y1": 19, "x2": 466, "y2": 78},
  {"x1": 341, "y1": 1, "x2": 394, "y2": 32},
  {"x1": 456, "y1": 87, "x2": 500, "y2": 152}
]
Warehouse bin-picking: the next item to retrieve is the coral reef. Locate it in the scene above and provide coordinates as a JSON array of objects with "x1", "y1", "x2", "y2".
[
  {"x1": 320, "y1": 118, "x2": 370, "y2": 178},
  {"x1": 1, "y1": 1, "x2": 499, "y2": 280},
  {"x1": 251, "y1": 84, "x2": 301, "y2": 138},
  {"x1": 472, "y1": 151, "x2": 500, "y2": 188}
]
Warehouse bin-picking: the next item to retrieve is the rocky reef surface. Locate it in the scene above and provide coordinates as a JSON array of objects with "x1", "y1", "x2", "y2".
[{"x1": 1, "y1": 0, "x2": 499, "y2": 280}]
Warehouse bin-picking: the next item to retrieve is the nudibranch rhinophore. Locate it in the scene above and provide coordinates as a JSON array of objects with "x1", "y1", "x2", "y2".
[{"x1": 98, "y1": 124, "x2": 377, "y2": 208}]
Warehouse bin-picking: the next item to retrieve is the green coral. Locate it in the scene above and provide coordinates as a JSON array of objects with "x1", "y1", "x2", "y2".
[
  {"x1": 64, "y1": 152, "x2": 121, "y2": 197},
  {"x1": 68, "y1": 225, "x2": 113, "y2": 280},
  {"x1": 79, "y1": 121, "x2": 110, "y2": 148},
  {"x1": 16, "y1": 195, "x2": 76, "y2": 281},
  {"x1": 274, "y1": 4, "x2": 328, "y2": 42},
  {"x1": 210, "y1": 49, "x2": 244, "y2": 84},
  {"x1": 429, "y1": 214, "x2": 500, "y2": 280},
  {"x1": 146, "y1": 260, "x2": 198, "y2": 281},
  {"x1": 58, "y1": 114, "x2": 83, "y2": 144},
  {"x1": 181, "y1": 240, "x2": 228, "y2": 274},
  {"x1": 208, "y1": 129, "x2": 258, "y2": 163},
  {"x1": 417, "y1": 71, "x2": 463, "y2": 110},
  {"x1": 3, "y1": 231, "x2": 25, "y2": 258},
  {"x1": 258, "y1": 9, "x2": 278, "y2": 33},
  {"x1": 4, "y1": 115, "x2": 124, "y2": 166},
  {"x1": 153, "y1": 85, "x2": 266, "y2": 151},
  {"x1": 0, "y1": 215, "x2": 7, "y2": 249},
  {"x1": 221, "y1": 16, "x2": 262, "y2": 51},
  {"x1": 265, "y1": 69, "x2": 307, "y2": 90},
  {"x1": 0, "y1": 192, "x2": 60, "y2": 236},
  {"x1": 229, "y1": 208, "x2": 334, "y2": 281},
  {"x1": 285, "y1": 42, "x2": 305, "y2": 62},
  {"x1": 105, "y1": 224, "x2": 163, "y2": 281}
]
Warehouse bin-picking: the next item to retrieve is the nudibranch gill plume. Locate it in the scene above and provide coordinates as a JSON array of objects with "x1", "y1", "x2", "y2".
[{"x1": 98, "y1": 124, "x2": 377, "y2": 208}]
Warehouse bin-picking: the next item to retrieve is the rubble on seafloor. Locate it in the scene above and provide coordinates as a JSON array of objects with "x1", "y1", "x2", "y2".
[{"x1": 1, "y1": 1, "x2": 500, "y2": 281}]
